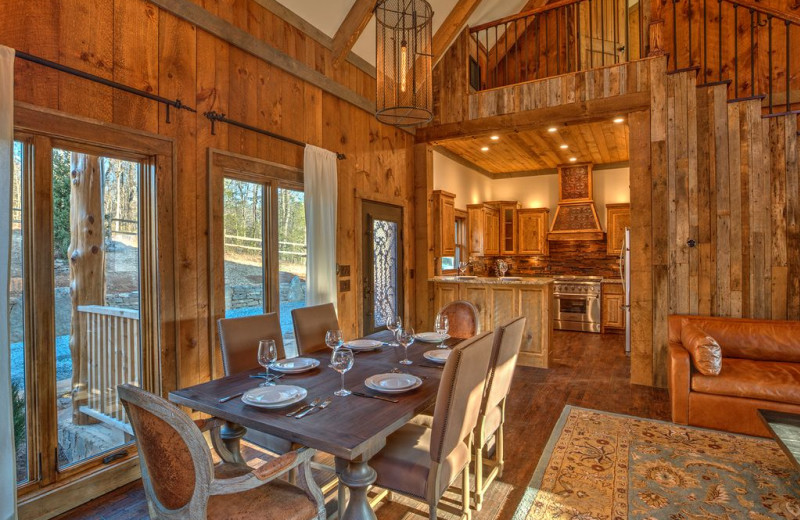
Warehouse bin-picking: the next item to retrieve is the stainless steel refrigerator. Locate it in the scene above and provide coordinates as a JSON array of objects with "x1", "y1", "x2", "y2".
[{"x1": 619, "y1": 227, "x2": 631, "y2": 354}]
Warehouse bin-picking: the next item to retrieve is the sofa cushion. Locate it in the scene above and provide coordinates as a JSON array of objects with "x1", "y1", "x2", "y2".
[
  {"x1": 691, "y1": 358, "x2": 800, "y2": 405},
  {"x1": 681, "y1": 321, "x2": 722, "y2": 375}
]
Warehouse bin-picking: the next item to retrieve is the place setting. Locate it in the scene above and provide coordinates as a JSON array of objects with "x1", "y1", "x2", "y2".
[{"x1": 414, "y1": 313, "x2": 451, "y2": 349}]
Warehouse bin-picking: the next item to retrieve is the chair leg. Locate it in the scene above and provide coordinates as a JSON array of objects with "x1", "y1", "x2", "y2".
[
  {"x1": 496, "y1": 423, "x2": 505, "y2": 477},
  {"x1": 461, "y1": 467, "x2": 472, "y2": 520},
  {"x1": 428, "y1": 498, "x2": 439, "y2": 520},
  {"x1": 473, "y1": 438, "x2": 484, "y2": 511}
]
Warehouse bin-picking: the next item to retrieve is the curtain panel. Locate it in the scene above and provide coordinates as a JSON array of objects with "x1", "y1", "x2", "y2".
[
  {"x1": 0, "y1": 44, "x2": 18, "y2": 520},
  {"x1": 303, "y1": 145, "x2": 338, "y2": 310}
]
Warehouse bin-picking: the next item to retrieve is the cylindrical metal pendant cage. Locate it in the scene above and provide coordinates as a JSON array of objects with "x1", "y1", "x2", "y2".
[{"x1": 375, "y1": 0, "x2": 434, "y2": 127}]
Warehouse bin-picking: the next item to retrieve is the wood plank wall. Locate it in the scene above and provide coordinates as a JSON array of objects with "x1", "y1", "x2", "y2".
[{"x1": 1, "y1": 0, "x2": 416, "y2": 392}]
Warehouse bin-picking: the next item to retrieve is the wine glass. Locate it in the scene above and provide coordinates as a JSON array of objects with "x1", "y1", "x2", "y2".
[
  {"x1": 330, "y1": 347, "x2": 354, "y2": 397},
  {"x1": 497, "y1": 259, "x2": 509, "y2": 278},
  {"x1": 325, "y1": 329, "x2": 344, "y2": 350},
  {"x1": 434, "y1": 314, "x2": 450, "y2": 349},
  {"x1": 386, "y1": 315, "x2": 402, "y2": 346},
  {"x1": 397, "y1": 327, "x2": 415, "y2": 365},
  {"x1": 257, "y1": 339, "x2": 278, "y2": 386},
  {"x1": 458, "y1": 261, "x2": 468, "y2": 277}
]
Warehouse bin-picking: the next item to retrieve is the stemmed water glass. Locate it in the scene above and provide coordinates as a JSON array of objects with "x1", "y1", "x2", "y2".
[
  {"x1": 386, "y1": 315, "x2": 402, "y2": 346},
  {"x1": 257, "y1": 339, "x2": 278, "y2": 386},
  {"x1": 458, "y1": 261, "x2": 468, "y2": 277},
  {"x1": 434, "y1": 314, "x2": 450, "y2": 349},
  {"x1": 398, "y1": 327, "x2": 415, "y2": 365},
  {"x1": 325, "y1": 329, "x2": 344, "y2": 350},
  {"x1": 330, "y1": 347, "x2": 354, "y2": 397}
]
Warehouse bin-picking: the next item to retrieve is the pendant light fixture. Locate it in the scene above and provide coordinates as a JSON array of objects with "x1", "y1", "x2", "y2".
[{"x1": 375, "y1": 0, "x2": 434, "y2": 127}]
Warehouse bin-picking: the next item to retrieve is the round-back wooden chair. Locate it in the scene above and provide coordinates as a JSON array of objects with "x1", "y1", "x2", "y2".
[{"x1": 437, "y1": 300, "x2": 481, "y2": 339}]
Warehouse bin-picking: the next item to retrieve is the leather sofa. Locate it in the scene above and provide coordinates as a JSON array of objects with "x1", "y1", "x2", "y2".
[{"x1": 668, "y1": 315, "x2": 800, "y2": 437}]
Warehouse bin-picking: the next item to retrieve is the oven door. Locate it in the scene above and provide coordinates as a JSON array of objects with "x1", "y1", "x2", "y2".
[{"x1": 554, "y1": 293, "x2": 601, "y2": 332}]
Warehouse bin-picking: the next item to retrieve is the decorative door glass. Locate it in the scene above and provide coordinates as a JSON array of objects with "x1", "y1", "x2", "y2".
[{"x1": 372, "y1": 219, "x2": 399, "y2": 328}]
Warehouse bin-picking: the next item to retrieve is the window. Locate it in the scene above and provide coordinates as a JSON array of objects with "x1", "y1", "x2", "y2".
[
  {"x1": 11, "y1": 141, "x2": 28, "y2": 484},
  {"x1": 211, "y1": 151, "x2": 307, "y2": 366},
  {"x1": 441, "y1": 215, "x2": 467, "y2": 272}
]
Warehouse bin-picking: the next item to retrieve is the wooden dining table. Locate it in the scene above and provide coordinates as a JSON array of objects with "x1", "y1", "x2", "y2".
[{"x1": 169, "y1": 330, "x2": 460, "y2": 520}]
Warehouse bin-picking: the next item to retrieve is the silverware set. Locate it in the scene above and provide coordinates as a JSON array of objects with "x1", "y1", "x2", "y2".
[
  {"x1": 293, "y1": 397, "x2": 333, "y2": 419},
  {"x1": 249, "y1": 373, "x2": 284, "y2": 381}
]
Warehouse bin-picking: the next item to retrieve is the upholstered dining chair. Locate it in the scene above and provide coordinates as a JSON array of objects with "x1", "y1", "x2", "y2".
[
  {"x1": 217, "y1": 312, "x2": 286, "y2": 375},
  {"x1": 117, "y1": 384, "x2": 325, "y2": 520},
  {"x1": 473, "y1": 316, "x2": 526, "y2": 511},
  {"x1": 291, "y1": 303, "x2": 340, "y2": 355},
  {"x1": 369, "y1": 331, "x2": 495, "y2": 520},
  {"x1": 437, "y1": 300, "x2": 481, "y2": 339}
]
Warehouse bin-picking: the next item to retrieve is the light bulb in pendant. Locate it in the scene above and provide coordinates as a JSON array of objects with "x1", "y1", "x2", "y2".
[{"x1": 400, "y1": 40, "x2": 408, "y2": 93}]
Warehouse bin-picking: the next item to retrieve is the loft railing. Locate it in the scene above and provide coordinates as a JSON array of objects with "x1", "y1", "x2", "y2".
[
  {"x1": 77, "y1": 305, "x2": 140, "y2": 434},
  {"x1": 667, "y1": 0, "x2": 800, "y2": 115},
  {"x1": 469, "y1": 0, "x2": 646, "y2": 90}
]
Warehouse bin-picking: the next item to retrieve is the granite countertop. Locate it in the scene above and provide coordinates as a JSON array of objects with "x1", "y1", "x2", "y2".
[
  {"x1": 602, "y1": 278, "x2": 623, "y2": 284},
  {"x1": 430, "y1": 276, "x2": 553, "y2": 285}
]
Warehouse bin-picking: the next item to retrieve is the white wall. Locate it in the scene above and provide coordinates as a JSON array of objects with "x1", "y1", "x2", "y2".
[
  {"x1": 433, "y1": 159, "x2": 630, "y2": 230},
  {"x1": 432, "y1": 151, "x2": 493, "y2": 210}
]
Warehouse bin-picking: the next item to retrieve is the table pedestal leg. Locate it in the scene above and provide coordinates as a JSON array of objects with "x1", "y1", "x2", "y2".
[
  {"x1": 336, "y1": 457, "x2": 377, "y2": 520},
  {"x1": 211, "y1": 421, "x2": 246, "y2": 464}
]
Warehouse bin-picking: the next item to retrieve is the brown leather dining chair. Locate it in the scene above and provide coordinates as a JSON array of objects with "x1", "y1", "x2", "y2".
[
  {"x1": 369, "y1": 331, "x2": 495, "y2": 520},
  {"x1": 438, "y1": 300, "x2": 481, "y2": 339},
  {"x1": 291, "y1": 303, "x2": 340, "y2": 355},
  {"x1": 217, "y1": 312, "x2": 286, "y2": 375},
  {"x1": 473, "y1": 316, "x2": 526, "y2": 511},
  {"x1": 118, "y1": 384, "x2": 326, "y2": 520}
]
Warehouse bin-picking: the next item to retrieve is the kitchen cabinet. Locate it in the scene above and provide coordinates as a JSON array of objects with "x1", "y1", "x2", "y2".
[
  {"x1": 432, "y1": 190, "x2": 456, "y2": 258},
  {"x1": 467, "y1": 203, "x2": 500, "y2": 256},
  {"x1": 601, "y1": 282, "x2": 625, "y2": 333},
  {"x1": 489, "y1": 201, "x2": 520, "y2": 255},
  {"x1": 432, "y1": 279, "x2": 553, "y2": 368},
  {"x1": 606, "y1": 203, "x2": 630, "y2": 256},
  {"x1": 517, "y1": 208, "x2": 550, "y2": 255}
]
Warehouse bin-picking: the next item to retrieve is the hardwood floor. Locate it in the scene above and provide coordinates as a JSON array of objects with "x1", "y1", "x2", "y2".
[{"x1": 53, "y1": 331, "x2": 670, "y2": 520}]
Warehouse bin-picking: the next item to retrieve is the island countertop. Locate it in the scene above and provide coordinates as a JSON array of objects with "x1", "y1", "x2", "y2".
[{"x1": 430, "y1": 276, "x2": 553, "y2": 285}]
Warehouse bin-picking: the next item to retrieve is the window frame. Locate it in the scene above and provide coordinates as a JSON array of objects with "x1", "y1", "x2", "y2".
[
  {"x1": 208, "y1": 149, "x2": 304, "y2": 379},
  {"x1": 441, "y1": 210, "x2": 468, "y2": 275}
]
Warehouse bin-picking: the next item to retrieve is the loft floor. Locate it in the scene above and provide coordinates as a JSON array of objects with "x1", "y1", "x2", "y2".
[{"x1": 53, "y1": 331, "x2": 669, "y2": 520}]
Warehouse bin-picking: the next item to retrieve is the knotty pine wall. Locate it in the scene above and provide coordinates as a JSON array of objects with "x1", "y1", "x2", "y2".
[{"x1": 1, "y1": 0, "x2": 416, "y2": 391}]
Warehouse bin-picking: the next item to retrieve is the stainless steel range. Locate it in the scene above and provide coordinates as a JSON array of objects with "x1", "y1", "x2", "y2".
[{"x1": 553, "y1": 275, "x2": 602, "y2": 333}]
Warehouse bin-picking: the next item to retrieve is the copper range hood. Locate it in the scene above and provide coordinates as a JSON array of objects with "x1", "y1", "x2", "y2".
[{"x1": 548, "y1": 163, "x2": 604, "y2": 241}]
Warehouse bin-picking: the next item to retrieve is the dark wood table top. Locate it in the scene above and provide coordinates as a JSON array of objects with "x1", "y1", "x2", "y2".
[
  {"x1": 170, "y1": 330, "x2": 458, "y2": 460},
  {"x1": 758, "y1": 409, "x2": 800, "y2": 471}
]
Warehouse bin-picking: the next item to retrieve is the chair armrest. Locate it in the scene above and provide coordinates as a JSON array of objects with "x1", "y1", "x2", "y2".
[
  {"x1": 668, "y1": 342, "x2": 691, "y2": 424},
  {"x1": 209, "y1": 447, "x2": 315, "y2": 496}
]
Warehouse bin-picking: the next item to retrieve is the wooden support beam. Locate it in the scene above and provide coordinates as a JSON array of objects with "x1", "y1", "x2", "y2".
[
  {"x1": 432, "y1": 0, "x2": 485, "y2": 66},
  {"x1": 417, "y1": 90, "x2": 650, "y2": 143},
  {"x1": 332, "y1": 0, "x2": 377, "y2": 67}
]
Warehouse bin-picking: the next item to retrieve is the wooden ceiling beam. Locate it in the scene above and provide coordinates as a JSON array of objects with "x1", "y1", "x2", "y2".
[
  {"x1": 416, "y1": 90, "x2": 649, "y2": 143},
  {"x1": 332, "y1": 0, "x2": 377, "y2": 67},
  {"x1": 432, "y1": 0, "x2": 485, "y2": 66}
]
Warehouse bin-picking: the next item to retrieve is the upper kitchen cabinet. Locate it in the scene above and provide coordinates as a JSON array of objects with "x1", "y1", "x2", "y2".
[
  {"x1": 489, "y1": 201, "x2": 521, "y2": 255},
  {"x1": 432, "y1": 190, "x2": 456, "y2": 258},
  {"x1": 518, "y1": 208, "x2": 550, "y2": 255},
  {"x1": 606, "y1": 203, "x2": 631, "y2": 256},
  {"x1": 467, "y1": 203, "x2": 500, "y2": 256}
]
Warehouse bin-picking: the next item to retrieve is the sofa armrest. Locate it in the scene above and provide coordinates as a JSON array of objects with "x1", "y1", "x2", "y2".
[{"x1": 668, "y1": 341, "x2": 691, "y2": 424}]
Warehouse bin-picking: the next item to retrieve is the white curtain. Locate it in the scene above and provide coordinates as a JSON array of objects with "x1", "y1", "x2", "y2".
[
  {"x1": 0, "y1": 45, "x2": 18, "y2": 520},
  {"x1": 303, "y1": 145, "x2": 338, "y2": 309}
]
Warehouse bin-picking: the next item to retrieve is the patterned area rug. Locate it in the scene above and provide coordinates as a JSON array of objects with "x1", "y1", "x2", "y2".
[{"x1": 514, "y1": 406, "x2": 800, "y2": 519}]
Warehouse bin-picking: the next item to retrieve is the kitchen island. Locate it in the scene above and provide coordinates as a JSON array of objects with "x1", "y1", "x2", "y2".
[{"x1": 431, "y1": 276, "x2": 553, "y2": 368}]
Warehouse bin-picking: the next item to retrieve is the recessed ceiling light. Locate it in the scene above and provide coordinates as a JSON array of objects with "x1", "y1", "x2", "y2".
[
  {"x1": 560, "y1": 144, "x2": 569, "y2": 149},
  {"x1": 548, "y1": 127, "x2": 558, "y2": 133},
  {"x1": 569, "y1": 157, "x2": 577, "y2": 162},
  {"x1": 481, "y1": 146, "x2": 490, "y2": 152},
  {"x1": 613, "y1": 117, "x2": 625, "y2": 124},
  {"x1": 490, "y1": 135, "x2": 500, "y2": 141}
]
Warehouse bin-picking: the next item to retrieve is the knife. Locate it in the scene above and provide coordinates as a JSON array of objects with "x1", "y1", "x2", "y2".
[
  {"x1": 295, "y1": 396, "x2": 333, "y2": 419},
  {"x1": 351, "y1": 391, "x2": 399, "y2": 403},
  {"x1": 419, "y1": 363, "x2": 445, "y2": 369},
  {"x1": 219, "y1": 391, "x2": 245, "y2": 403},
  {"x1": 286, "y1": 397, "x2": 322, "y2": 417}
]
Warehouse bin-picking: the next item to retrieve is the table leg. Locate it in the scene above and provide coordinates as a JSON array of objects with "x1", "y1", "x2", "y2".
[
  {"x1": 211, "y1": 421, "x2": 246, "y2": 464},
  {"x1": 335, "y1": 456, "x2": 377, "y2": 520}
]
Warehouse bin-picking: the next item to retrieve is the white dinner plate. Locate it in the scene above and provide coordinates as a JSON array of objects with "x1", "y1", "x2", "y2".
[
  {"x1": 242, "y1": 385, "x2": 307, "y2": 409},
  {"x1": 415, "y1": 332, "x2": 450, "y2": 343},
  {"x1": 346, "y1": 339, "x2": 383, "y2": 351},
  {"x1": 270, "y1": 357, "x2": 321, "y2": 374},
  {"x1": 365, "y1": 373, "x2": 423, "y2": 394},
  {"x1": 423, "y1": 349, "x2": 451, "y2": 364}
]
